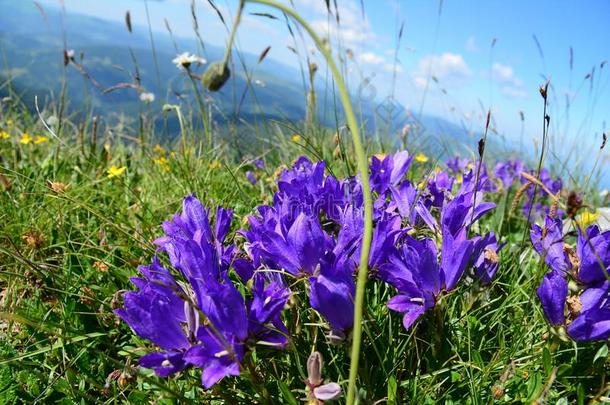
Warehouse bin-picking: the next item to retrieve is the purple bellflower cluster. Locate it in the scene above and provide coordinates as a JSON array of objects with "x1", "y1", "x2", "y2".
[
  {"x1": 115, "y1": 197, "x2": 290, "y2": 388},
  {"x1": 116, "y1": 151, "x2": 506, "y2": 389},
  {"x1": 532, "y1": 216, "x2": 610, "y2": 340}
]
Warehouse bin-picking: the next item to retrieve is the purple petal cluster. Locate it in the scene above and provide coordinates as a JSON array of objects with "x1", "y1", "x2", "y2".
[
  {"x1": 532, "y1": 215, "x2": 610, "y2": 340},
  {"x1": 237, "y1": 153, "x2": 497, "y2": 338},
  {"x1": 116, "y1": 197, "x2": 289, "y2": 388},
  {"x1": 117, "y1": 151, "x2": 503, "y2": 390}
]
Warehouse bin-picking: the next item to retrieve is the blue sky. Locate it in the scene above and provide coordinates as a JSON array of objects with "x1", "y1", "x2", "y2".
[{"x1": 40, "y1": 0, "x2": 609, "y2": 166}]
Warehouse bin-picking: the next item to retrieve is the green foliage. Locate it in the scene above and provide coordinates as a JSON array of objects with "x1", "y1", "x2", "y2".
[{"x1": 1, "y1": 106, "x2": 609, "y2": 404}]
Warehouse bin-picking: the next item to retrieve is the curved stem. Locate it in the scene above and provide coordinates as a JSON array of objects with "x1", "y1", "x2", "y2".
[
  {"x1": 221, "y1": 1, "x2": 245, "y2": 69},
  {"x1": 242, "y1": 1, "x2": 372, "y2": 403}
]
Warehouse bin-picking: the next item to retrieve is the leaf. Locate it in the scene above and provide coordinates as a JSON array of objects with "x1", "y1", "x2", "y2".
[
  {"x1": 387, "y1": 375, "x2": 397, "y2": 405},
  {"x1": 577, "y1": 383, "x2": 585, "y2": 405},
  {"x1": 593, "y1": 344, "x2": 608, "y2": 365},
  {"x1": 542, "y1": 347, "x2": 552, "y2": 374},
  {"x1": 277, "y1": 381, "x2": 298, "y2": 405},
  {"x1": 525, "y1": 372, "x2": 542, "y2": 402}
]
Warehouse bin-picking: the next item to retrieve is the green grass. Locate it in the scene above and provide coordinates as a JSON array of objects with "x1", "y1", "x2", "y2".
[{"x1": 0, "y1": 105, "x2": 609, "y2": 405}]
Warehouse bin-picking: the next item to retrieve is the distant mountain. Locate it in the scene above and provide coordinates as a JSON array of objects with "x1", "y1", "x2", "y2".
[{"x1": 0, "y1": 0, "x2": 490, "y2": 157}]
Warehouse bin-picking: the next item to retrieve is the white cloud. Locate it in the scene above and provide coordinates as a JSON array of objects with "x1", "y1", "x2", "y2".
[
  {"x1": 303, "y1": 0, "x2": 376, "y2": 50},
  {"x1": 412, "y1": 52, "x2": 472, "y2": 89},
  {"x1": 501, "y1": 86, "x2": 528, "y2": 98},
  {"x1": 383, "y1": 62, "x2": 403, "y2": 73},
  {"x1": 489, "y1": 63, "x2": 528, "y2": 99},
  {"x1": 465, "y1": 36, "x2": 478, "y2": 52},
  {"x1": 358, "y1": 52, "x2": 384, "y2": 65},
  {"x1": 491, "y1": 63, "x2": 515, "y2": 83}
]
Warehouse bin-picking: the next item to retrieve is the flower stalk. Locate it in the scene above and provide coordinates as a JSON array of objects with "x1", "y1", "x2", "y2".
[{"x1": 236, "y1": 1, "x2": 373, "y2": 402}]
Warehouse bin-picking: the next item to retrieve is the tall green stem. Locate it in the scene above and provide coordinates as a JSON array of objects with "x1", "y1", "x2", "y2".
[
  {"x1": 242, "y1": 1, "x2": 373, "y2": 403},
  {"x1": 188, "y1": 72, "x2": 211, "y2": 147}
]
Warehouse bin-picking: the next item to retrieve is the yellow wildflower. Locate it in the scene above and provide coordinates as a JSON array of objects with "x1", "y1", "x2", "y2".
[
  {"x1": 414, "y1": 153, "x2": 429, "y2": 163},
  {"x1": 291, "y1": 134, "x2": 302, "y2": 143},
  {"x1": 153, "y1": 144, "x2": 166, "y2": 155},
  {"x1": 20, "y1": 133, "x2": 33, "y2": 144},
  {"x1": 107, "y1": 165, "x2": 126, "y2": 178},
  {"x1": 576, "y1": 210, "x2": 600, "y2": 229},
  {"x1": 0, "y1": 130, "x2": 9, "y2": 139},
  {"x1": 455, "y1": 173, "x2": 464, "y2": 184},
  {"x1": 154, "y1": 156, "x2": 170, "y2": 172},
  {"x1": 34, "y1": 135, "x2": 48, "y2": 144},
  {"x1": 209, "y1": 160, "x2": 221, "y2": 170}
]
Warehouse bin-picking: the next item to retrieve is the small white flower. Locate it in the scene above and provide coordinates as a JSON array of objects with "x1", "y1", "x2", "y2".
[
  {"x1": 172, "y1": 52, "x2": 206, "y2": 70},
  {"x1": 139, "y1": 92, "x2": 155, "y2": 103}
]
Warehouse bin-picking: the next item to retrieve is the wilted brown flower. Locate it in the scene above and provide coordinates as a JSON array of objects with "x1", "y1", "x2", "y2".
[
  {"x1": 93, "y1": 261, "x2": 109, "y2": 272},
  {"x1": 46, "y1": 180, "x2": 71, "y2": 194},
  {"x1": 566, "y1": 190, "x2": 583, "y2": 219},
  {"x1": 22, "y1": 230, "x2": 45, "y2": 249}
]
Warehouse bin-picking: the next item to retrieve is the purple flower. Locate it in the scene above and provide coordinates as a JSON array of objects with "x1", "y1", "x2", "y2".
[
  {"x1": 446, "y1": 157, "x2": 470, "y2": 174},
  {"x1": 257, "y1": 212, "x2": 331, "y2": 276},
  {"x1": 154, "y1": 196, "x2": 234, "y2": 275},
  {"x1": 494, "y1": 159, "x2": 525, "y2": 189},
  {"x1": 245, "y1": 171, "x2": 257, "y2": 185},
  {"x1": 440, "y1": 171, "x2": 495, "y2": 238},
  {"x1": 309, "y1": 254, "x2": 355, "y2": 339},
  {"x1": 253, "y1": 158, "x2": 265, "y2": 170},
  {"x1": 472, "y1": 232, "x2": 503, "y2": 284},
  {"x1": 381, "y1": 237, "x2": 440, "y2": 329},
  {"x1": 381, "y1": 232, "x2": 474, "y2": 330},
  {"x1": 532, "y1": 216, "x2": 610, "y2": 341},
  {"x1": 576, "y1": 224, "x2": 610, "y2": 284},
  {"x1": 248, "y1": 274, "x2": 290, "y2": 347},
  {"x1": 567, "y1": 281, "x2": 610, "y2": 341},
  {"x1": 369, "y1": 151, "x2": 413, "y2": 194},
  {"x1": 116, "y1": 196, "x2": 289, "y2": 389},
  {"x1": 537, "y1": 270, "x2": 568, "y2": 326},
  {"x1": 530, "y1": 216, "x2": 571, "y2": 273}
]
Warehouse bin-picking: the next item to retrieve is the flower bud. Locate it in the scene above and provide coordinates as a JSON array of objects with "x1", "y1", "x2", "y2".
[
  {"x1": 201, "y1": 62, "x2": 231, "y2": 91},
  {"x1": 307, "y1": 351, "x2": 323, "y2": 386}
]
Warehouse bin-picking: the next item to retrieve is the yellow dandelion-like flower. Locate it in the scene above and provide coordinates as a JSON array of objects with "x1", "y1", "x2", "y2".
[
  {"x1": 291, "y1": 134, "x2": 302, "y2": 143},
  {"x1": 154, "y1": 156, "x2": 170, "y2": 172},
  {"x1": 414, "y1": 153, "x2": 429, "y2": 163},
  {"x1": 0, "y1": 130, "x2": 9, "y2": 140},
  {"x1": 107, "y1": 165, "x2": 126, "y2": 178},
  {"x1": 34, "y1": 135, "x2": 48, "y2": 144},
  {"x1": 576, "y1": 210, "x2": 600, "y2": 229},
  {"x1": 455, "y1": 173, "x2": 464, "y2": 184},
  {"x1": 153, "y1": 144, "x2": 166, "y2": 155},
  {"x1": 20, "y1": 133, "x2": 33, "y2": 144},
  {"x1": 209, "y1": 160, "x2": 221, "y2": 170}
]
